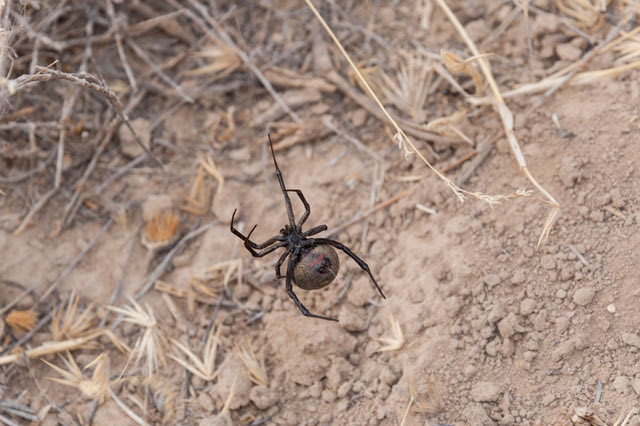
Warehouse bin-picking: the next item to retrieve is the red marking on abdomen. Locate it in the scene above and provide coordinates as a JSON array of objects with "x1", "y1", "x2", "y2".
[{"x1": 310, "y1": 253, "x2": 324, "y2": 267}]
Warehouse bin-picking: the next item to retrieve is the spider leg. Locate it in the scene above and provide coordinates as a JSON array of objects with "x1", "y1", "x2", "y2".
[
  {"x1": 310, "y1": 238, "x2": 386, "y2": 299},
  {"x1": 275, "y1": 246, "x2": 294, "y2": 279},
  {"x1": 285, "y1": 249, "x2": 338, "y2": 321},
  {"x1": 268, "y1": 135, "x2": 297, "y2": 229},
  {"x1": 230, "y1": 209, "x2": 285, "y2": 256},
  {"x1": 301, "y1": 224, "x2": 327, "y2": 238},
  {"x1": 285, "y1": 189, "x2": 310, "y2": 228}
]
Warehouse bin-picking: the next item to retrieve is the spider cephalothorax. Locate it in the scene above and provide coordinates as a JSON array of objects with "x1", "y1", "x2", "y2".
[{"x1": 230, "y1": 135, "x2": 385, "y2": 321}]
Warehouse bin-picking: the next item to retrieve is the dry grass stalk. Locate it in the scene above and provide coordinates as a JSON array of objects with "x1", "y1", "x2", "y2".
[
  {"x1": 236, "y1": 343, "x2": 268, "y2": 386},
  {"x1": 181, "y1": 155, "x2": 224, "y2": 217},
  {"x1": 141, "y1": 210, "x2": 181, "y2": 252},
  {"x1": 170, "y1": 324, "x2": 221, "y2": 382},
  {"x1": 108, "y1": 299, "x2": 168, "y2": 377},
  {"x1": 424, "y1": 109, "x2": 473, "y2": 145},
  {"x1": 0, "y1": 329, "x2": 128, "y2": 366},
  {"x1": 434, "y1": 0, "x2": 560, "y2": 248},
  {"x1": 5, "y1": 308, "x2": 37, "y2": 332},
  {"x1": 305, "y1": 0, "x2": 531, "y2": 223},
  {"x1": 556, "y1": 0, "x2": 605, "y2": 32},
  {"x1": 51, "y1": 290, "x2": 96, "y2": 341},
  {"x1": 374, "y1": 310, "x2": 404, "y2": 353},
  {"x1": 440, "y1": 50, "x2": 484, "y2": 96},
  {"x1": 43, "y1": 352, "x2": 113, "y2": 404}
]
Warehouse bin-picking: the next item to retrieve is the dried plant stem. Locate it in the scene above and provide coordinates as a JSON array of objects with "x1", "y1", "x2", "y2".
[
  {"x1": 185, "y1": 0, "x2": 302, "y2": 124},
  {"x1": 0, "y1": 331, "x2": 103, "y2": 366},
  {"x1": 434, "y1": 0, "x2": 559, "y2": 247}
]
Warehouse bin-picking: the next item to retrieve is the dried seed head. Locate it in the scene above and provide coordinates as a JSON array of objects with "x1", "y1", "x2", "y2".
[
  {"x1": 6, "y1": 309, "x2": 37, "y2": 332},
  {"x1": 141, "y1": 210, "x2": 181, "y2": 251}
]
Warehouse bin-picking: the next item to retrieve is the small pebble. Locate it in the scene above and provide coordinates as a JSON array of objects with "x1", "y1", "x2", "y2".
[
  {"x1": 613, "y1": 376, "x2": 630, "y2": 393},
  {"x1": 249, "y1": 386, "x2": 277, "y2": 410},
  {"x1": 520, "y1": 298, "x2": 536, "y2": 316},
  {"x1": 622, "y1": 332, "x2": 640, "y2": 348},
  {"x1": 511, "y1": 270, "x2": 526, "y2": 285},
  {"x1": 556, "y1": 43, "x2": 583, "y2": 61},
  {"x1": 471, "y1": 381, "x2": 502, "y2": 402},
  {"x1": 606, "y1": 303, "x2": 616, "y2": 313},
  {"x1": 540, "y1": 254, "x2": 557, "y2": 270},
  {"x1": 573, "y1": 287, "x2": 596, "y2": 306}
]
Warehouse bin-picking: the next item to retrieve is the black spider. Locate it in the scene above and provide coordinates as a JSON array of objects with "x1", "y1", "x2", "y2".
[{"x1": 230, "y1": 136, "x2": 386, "y2": 321}]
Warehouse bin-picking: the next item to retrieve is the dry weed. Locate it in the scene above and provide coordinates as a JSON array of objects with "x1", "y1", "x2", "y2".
[
  {"x1": 170, "y1": 324, "x2": 222, "y2": 382},
  {"x1": 379, "y1": 53, "x2": 434, "y2": 122},
  {"x1": 51, "y1": 290, "x2": 96, "y2": 341},
  {"x1": 5, "y1": 308, "x2": 37, "y2": 332},
  {"x1": 236, "y1": 343, "x2": 268, "y2": 386},
  {"x1": 43, "y1": 352, "x2": 113, "y2": 404},
  {"x1": 141, "y1": 210, "x2": 181, "y2": 252},
  {"x1": 108, "y1": 299, "x2": 168, "y2": 377},
  {"x1": 374, "y1": 310, "x2": 404, "y2": 353}
]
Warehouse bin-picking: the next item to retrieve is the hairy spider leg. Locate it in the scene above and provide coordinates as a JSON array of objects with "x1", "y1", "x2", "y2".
[
  {"x1": 286, "y1": 247, "x2": 338, "y2": 321},
  {"x1": 309, "y1": 238, "x2": 386, "y2": 299},
  {"x1": 268, "y1": 135, "x2": 298, "y2": 230},
  {"x1": 230, "y1": 209, "x2": 286, "y2": 256},
  {"x1": 285, "y1": 189, "x2": 310, "y2": 229}
]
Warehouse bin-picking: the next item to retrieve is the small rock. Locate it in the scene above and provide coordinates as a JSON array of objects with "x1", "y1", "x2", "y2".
[
  {"x1": 379, "y1": 365, "x2": 402, "y2": 386},
  {"x1": 520, "y1": 298, "x2": 536, "y2": 316},
  {"x1": 573, "y1": 287, "x2": 596, "y2": 306},
  {"x1": 631, "y1": 378, "x2": 640, "y2": 395},
  {"x1": 249, "y1": 385, "x2": 277, "y2": 410},
  {"x1": 622, "y1": 332, "x2": 640, "y2": 348},
  {"x1": 197, "y1": 391, "x2": 215, "y2": 413},
  {"x1": 502, "y1": 338, "x2": 515, "y2": 358},
  {"x1": 322, "y1": 389, "x2": 336, "y2": 403},
  {"x1": 610, "y1": 188, "x2": 624, "y2": 209},
  {"x1": 541, "y1": 393, "x2": 556, "y2": 406},
  {"x1": 540, "y1": 254, "x2": 557, "y2": 270},
  {"x1": 119, "y1": 117, "x2": 151, "y2": 158},
  {"x1": 337, "y1": 382, "x2": 351, "y2": 398},
  {"x1": 523, "y1": 350, "x2": 537, "y2": 362},
  {"x1": 613, "y1": 376, "x2": 630, "y2": 393},
  {"x1": 488, "y1": 303, "x2": 507, "y2": 323},
  {"x1": 555, "y1": 289, "x2": 567, "y2": 299},
  {"x1": 500, "y1": 413, "x2": 515, "y2": 425},
  {"x1": 484, "y1": 274, "x2": 500, "y2": 287},
  {"x1": 607, "y1": 304, "x2": 616, "y2": 313},
  {"x1": 556, "y1": 43, "x2": 583, "y2": 61},
  {"x1": 471, "y1": 381, "x2": 502, "y2": 402},
  {"x1": 511, "y1": 270, "x2": 526, "y2": 285},
  {"x1": 462, "y1": 403, "x2": 493, "y2": 425}
]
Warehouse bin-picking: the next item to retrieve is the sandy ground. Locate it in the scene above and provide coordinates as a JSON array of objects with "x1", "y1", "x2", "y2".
[{"x1": 1, "y1": 1, "x2": 640, "y2": 425}]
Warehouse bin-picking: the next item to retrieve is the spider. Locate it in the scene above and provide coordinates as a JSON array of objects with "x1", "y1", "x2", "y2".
[{"x1": 230, "y1": 136, "x2": 386, "y2": 321}]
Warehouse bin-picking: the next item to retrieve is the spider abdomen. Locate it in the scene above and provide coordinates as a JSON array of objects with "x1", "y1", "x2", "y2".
[{"x1": 293, "y1": 245, "x2": 340, "y2": 290}]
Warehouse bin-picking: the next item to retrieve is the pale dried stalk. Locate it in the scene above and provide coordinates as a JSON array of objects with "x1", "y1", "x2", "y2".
[{"x1": 434, "y1": 0, "x2": 560, "y2": 248}]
